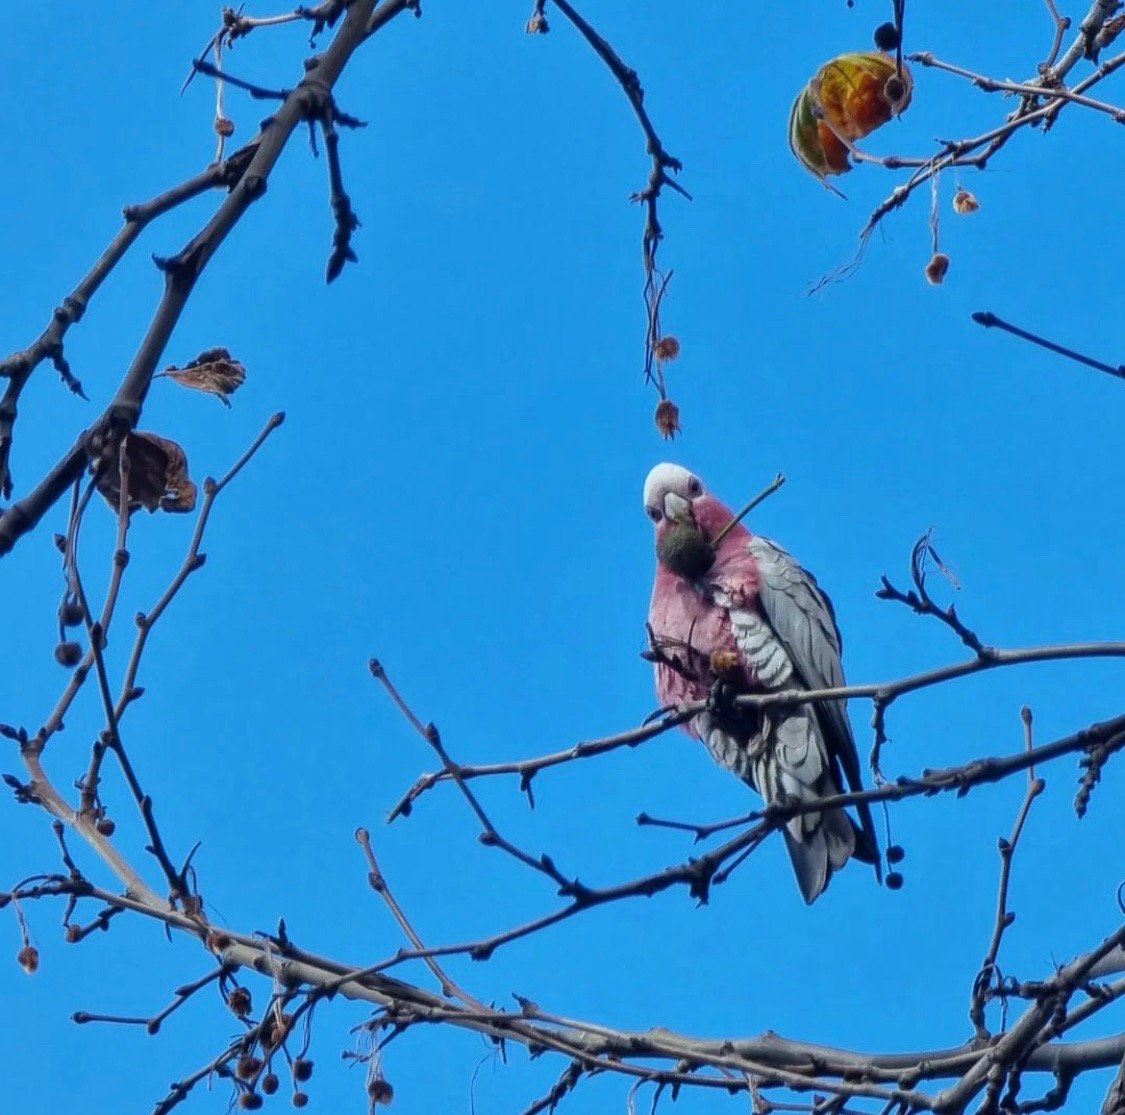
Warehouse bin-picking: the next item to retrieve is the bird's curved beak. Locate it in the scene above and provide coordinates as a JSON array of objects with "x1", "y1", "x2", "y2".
[{"x1": 662, "y1": 492, "x2": 694, "y2": 525}]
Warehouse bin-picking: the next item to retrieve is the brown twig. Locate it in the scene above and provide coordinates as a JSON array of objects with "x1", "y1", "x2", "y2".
[
  {"x1": 0, "y1": 0, "x2": 414, "y2": 559},
  {"x1": 378, "y1": 631, "x2": 1125, "y2": 943},
  {"x1": 813, "y1": 6, "x2": 1125, "y2": 291},
  {"x1": 113, "y1": 412, "x2": 285, "y2": 725},
  {"x1": 913, "y1": 52, "x2": 1125, "y2": 119},
  {"x1": 354, "y1": 826, "x2": 482, "y2": 1007},
  {"x1": 12, "y1": 414, "x2": 284, "y2": 916},
  {"x1": 969, "y1": 707, "x2": 1046, "y2": 1041},
  {"x1": 1041, "y1": 0, "x2": 1072, "y2": 69},
  {"x1": 931, "y1": 922, "x2": 1125, "y2": 1113},
  {"x1": 711, "y1": 472, "x2": 786, "y2": 548},
  {"x1": 375, "y1": 709, "x2": 1125, "y2": 964},
  {"x1": 973, "y1": 310, "x2": 1125, "y2": 382},
  {"x1": 73, "y1": 966, "x2": 224, "y2": 1035},
  {"x1": 6, "y1": 870, "x2": 1125, "y2": 1111},
  {"x1": 315, "y1": 97, "x2": 365, "y2": 281},
  {"x1": 876, "y1": 530, "x2": 992, "y2": 656},
  {"x1": 641, "y1": 710, "x2": 1123, "y2": 844},
  {"x1": 529, "y1": 0, "x2": 689, "y2": 399},
  {"x1": 0, "y1": 158, "x2": 244, "y2": 502},
  {"x1": 389, "y1": 642, "x2": 1125, "y2": 814}
]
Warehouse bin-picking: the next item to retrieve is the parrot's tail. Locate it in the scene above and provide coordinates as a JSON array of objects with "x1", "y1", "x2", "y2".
[
  {"x1": 699, "y1": 708, "x2": 879, "y2": 904},
  {"x1": 781, "y1": 806, "x2": 864, "y2": 905}
]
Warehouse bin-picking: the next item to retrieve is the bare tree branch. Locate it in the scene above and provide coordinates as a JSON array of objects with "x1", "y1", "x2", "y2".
[{"x1": 0, "y1": 0, "x2": 415, "y2": 558}]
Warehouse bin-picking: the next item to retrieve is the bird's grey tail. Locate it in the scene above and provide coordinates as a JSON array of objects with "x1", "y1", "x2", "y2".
[
  {"x1": 699, "y1": 709, "x2": 881, "y2": 902},
  {"x1": 782, "y1": 805, "x2": 858, "y2": 904}
]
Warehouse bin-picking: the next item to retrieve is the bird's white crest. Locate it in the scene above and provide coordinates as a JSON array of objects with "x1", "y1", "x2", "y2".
[{"x1": 642, "y1": 462, "x2": 703, "y2": 517}]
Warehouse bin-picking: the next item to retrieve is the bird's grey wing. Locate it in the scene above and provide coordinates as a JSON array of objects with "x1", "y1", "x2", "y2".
[{"x1": 746, "y1": 534, "x2": 879, "y2": 867}]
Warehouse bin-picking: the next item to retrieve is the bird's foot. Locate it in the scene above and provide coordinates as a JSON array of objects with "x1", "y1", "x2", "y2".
[{"x1": 706, "y1": 678, "x2": 737, "y2": 716}]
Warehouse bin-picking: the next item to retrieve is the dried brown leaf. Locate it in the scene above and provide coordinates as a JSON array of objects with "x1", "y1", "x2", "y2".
[
  {"x1": 162, "y1": 346, "x2": 245, "y2": 407},
  {"x1": 96, "y1": 432, "x2": 198, "y2": 516}
]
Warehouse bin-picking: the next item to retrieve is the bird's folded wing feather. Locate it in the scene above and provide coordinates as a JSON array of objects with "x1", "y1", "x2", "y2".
[{"x1": 743, "y1": 535, "x2": 863, "y2": 795}]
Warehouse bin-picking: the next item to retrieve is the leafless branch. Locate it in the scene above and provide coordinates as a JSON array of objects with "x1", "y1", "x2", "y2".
[
  {"x1": 8, "y1": 413, "x2": 283, "y2": 915},
  {"x1": 876, "y1": 530, "x2": 990, "y2": 655},
  {"x1": 0, "y1": 157, "x2": 242, "y2": 501},
  {"x1": 527, "y1": 0, "x2": 689, "y2": 404},
  {"x1": 7, "y1": 856, "x2": 1122, "y2": 1115},
  {"x1": 388, "y1": 642, "x2": 1125, "y2": 816},
  {"x1": 969, "y1": 707, "x2": 1046, "y2": 1041},
  {"x1": 5, "y1": 8, "x2": 1125, "y2": 1113},
  {"x1": 0, "y1": 0, "x2": 415, "y2": 558},
  {"x1": 813, "y1": 0, "x2": 1125, "y2": 289},
  {"x1": 973, "y1": 310, "x2": 1125, "y2": 382}
]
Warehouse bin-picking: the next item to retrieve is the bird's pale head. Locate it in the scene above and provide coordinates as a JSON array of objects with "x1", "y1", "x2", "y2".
[{"x1": 643, "y1": 463, "x2": 717, "y2": 580}]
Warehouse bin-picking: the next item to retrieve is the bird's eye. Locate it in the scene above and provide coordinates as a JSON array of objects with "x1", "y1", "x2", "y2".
[
  {"x1": 688, "y1": 478, "x2": 702, "y2": 495},
  {"x1": 646, "y1": 506, "x2": 662, "y2": 522}
]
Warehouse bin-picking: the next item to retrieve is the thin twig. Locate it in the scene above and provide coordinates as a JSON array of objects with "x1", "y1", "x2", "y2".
[
  {"x1": 814, "y1": 19, "x2": 1125, "y2": 290},
  {"x1": 711, "y1": 473, "x2": 786, "y2": 547},
  {"x1": 317, "y1": 99, "x2": 363, "y2": 281},
  {"x1": 1041, "y1": 0, "x2": 1072, "y2": 69},
  {"x1": 0, "y1": 0, "x2": 414, "y2": 559},
  {"x1": 73, "y1": 967, "x2": 224, "y2": 1035},
  {"x1": 973, "y1": 310, "x2": 1125, "y2": 381},
  {"x1": 354, "y1": 826, "x2": 483, "y2": 1008},
  {"x1": 968, "y1": 707, "x2": 1046, "y2": 1040},
  {"x1": 0, "y1": 158, "x2": 241, "y2": 501},
  {"x1": 911, "y1": 52, "x2": 1125, "y2": 119},
  {"x1": 389, "y1": 642, "x2": 1125, "y2": 813},
  {"x1": 533, "y1": 0, "x2": 688, "y2": 397}
]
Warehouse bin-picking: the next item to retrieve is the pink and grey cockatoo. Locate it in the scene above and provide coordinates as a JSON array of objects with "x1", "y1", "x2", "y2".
[{"x1": 643, "y1": 463, "x2": 880, "y2": 903}]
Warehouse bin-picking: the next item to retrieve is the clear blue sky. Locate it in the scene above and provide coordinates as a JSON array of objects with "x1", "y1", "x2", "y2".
[{"x1": 2, "y1": 2, "x2": 1122, "y2": 1112}]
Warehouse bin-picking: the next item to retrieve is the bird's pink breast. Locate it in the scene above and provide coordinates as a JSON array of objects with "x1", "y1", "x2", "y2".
[{"x1": 647, "y1": 518, "x2": 763, "y2": 731}]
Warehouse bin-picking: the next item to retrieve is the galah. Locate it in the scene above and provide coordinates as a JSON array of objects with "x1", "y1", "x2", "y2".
[{"x1": 643, "y1": 462, "x2": 880, "y2": 903}]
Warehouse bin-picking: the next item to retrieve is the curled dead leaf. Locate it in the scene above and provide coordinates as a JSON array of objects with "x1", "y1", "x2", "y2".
[
  {"x1": 96, "y1": 432, "x2": 198, "y2": 515},
  {"x1": 789, "y1": 52, "x2": 913, "y2": 187},
  {"x1": 161, "y1": 347, "x2": 245, "y2": 407}
]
